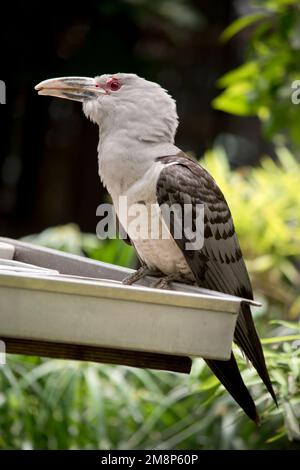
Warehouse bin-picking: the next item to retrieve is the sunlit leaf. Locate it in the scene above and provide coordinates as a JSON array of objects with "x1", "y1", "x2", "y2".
[{"x1": 220, "y1": 12, "x2": 268, "y2": 42}]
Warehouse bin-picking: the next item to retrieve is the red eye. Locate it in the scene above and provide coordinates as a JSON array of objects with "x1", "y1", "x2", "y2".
[{"x1": 107, "y1": 78, "x2": 121, "y2": 91}]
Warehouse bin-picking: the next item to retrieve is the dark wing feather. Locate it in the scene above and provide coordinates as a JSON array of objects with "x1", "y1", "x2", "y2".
[{"x1": 156, "y1": 153, "x2": 277, "y2": 407}]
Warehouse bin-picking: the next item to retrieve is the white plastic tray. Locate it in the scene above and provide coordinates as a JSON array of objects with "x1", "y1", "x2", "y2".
[{"x1": 0, "y1": 238, "x2": 259, "y2": 362}]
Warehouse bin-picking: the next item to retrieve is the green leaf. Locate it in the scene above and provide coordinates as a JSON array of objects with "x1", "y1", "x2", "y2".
[
  {"x1": 269, "y1": 320, "x2": 300, "y2": 331},
  {"x1": 266, "y1": 429, "x2": 286, "y2": 443},
  {"x1": 261, "y1": 335, "x2": 300, "y2": 344},
  {"x1": 217, "y1": 61, "x2": 259, "y2": 88},
  {"x1": 212, "y1": 83, "x2": 257, "y2": 116},
  {"x1": 220, "y1": 12, "x2": 268, "y2": 42}
]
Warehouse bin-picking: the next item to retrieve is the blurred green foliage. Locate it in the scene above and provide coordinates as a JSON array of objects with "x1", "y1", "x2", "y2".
[
  {"x1": 119, "y1": 0, "x2": 204, "y2": 36},
  {"x1": 0, "y1": 332, "x2": 299, "y2": 450},
  {"x1": 213, "y1": 0, "x2": 300, "y2": 149},
  {"x1": 1, "y1": 147, "x2": 299, "y2": 449}
]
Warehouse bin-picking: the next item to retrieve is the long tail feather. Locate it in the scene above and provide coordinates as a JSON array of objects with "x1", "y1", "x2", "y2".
[
  {"x1": 235, "y1": 304, "x2": 277, "y2": 405},
  {"x1": 205, "y1": 352, "x2": 260, "y2": 424}
]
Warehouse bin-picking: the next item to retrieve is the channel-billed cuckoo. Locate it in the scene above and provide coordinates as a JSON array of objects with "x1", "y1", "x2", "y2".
[{"x1": 35, "y1": 73, "x2": 277, "y2": 422}]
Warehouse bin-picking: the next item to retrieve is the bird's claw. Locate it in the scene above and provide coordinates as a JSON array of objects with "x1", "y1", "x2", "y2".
[
  {"x1": 122, "y1": 266, "x2": 162, "y2": 285},
  {"x1": 151, "y1": 278, "x2": 172, "y2": 290},
  {"x1": 150, "y1": 273, "x2": 180, "y2": 290},
  {"x1": 151, "y1": 273, "x2": 195, "y2": 289}
]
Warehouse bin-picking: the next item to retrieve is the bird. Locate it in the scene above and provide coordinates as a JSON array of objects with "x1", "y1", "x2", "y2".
[{"x1": 35, "y1": 73, "x2": 277, "y2": 422}]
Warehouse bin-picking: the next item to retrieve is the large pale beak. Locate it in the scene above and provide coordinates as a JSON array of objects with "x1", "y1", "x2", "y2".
[{"x1": 34, "y1": 76, "x2": 106, "y2": 102}]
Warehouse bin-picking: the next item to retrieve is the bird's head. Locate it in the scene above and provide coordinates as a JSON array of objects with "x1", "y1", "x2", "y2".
[{"x1": 35, "y1": 73, "x2": 178, "y2": 143}]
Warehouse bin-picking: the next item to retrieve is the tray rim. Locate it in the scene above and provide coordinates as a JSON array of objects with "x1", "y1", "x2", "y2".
[
  {"x1": 0, "y1": 271, "x2": 240, "y2": 314},
  {"x1": 0, "y1": 236, "x2": 261, "y2": 311}
]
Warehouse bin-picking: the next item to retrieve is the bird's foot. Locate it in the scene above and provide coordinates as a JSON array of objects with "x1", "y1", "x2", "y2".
[
  {"x1": 122, "y1": 266, "x2": 162, "y2": 285},
  {"x1": 151, "y1": 273, "x2": 186, "y2": 290}
]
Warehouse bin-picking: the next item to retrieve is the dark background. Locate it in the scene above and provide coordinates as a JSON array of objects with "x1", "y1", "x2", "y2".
[{"x1": 0, "y1": 0, "x2": 268, "y2": 238}]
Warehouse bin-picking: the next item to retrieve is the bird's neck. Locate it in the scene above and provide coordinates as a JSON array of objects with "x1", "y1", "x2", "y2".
[{"x1": 97, "y1": 128, "x2": 178, "y2": 200}]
